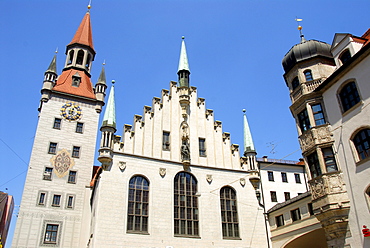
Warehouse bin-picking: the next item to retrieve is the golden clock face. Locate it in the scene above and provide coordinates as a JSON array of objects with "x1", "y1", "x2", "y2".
[{"x1": 60, "y1": 102, "x2": 82, "y2": 121}]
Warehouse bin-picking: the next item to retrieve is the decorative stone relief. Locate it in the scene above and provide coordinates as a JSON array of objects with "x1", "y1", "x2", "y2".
[
  {"x1": 310, "y1": 172, "x2": 347, "y2": 200},
  {"x1": 159, "y1": 168, "x2": 166, "y2": 177},
  {"x1": 118, "y1": 161, "x2": 126, "y2": 171},
  {"x1": 206, "y1": 174, "x2": 213, "y2": 183},
  {"x1": 299, "y1": 131, "x2": 314, "y2": 152},
  {"x1": 50, "y1": 149, "x2": 75, "y2": 178},
  {"x1": 240, "y1": 178, "x2": 246, "y2": 186}
]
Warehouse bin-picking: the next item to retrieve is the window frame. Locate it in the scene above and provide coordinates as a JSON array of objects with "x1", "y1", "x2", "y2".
[
  {"x1": 43, "y1": 167, "x2": 53, "y2": 181},
  {"x1": 311, "y1": 103, "x2": 326, "y2": 126},
  {"x1": 66, "y1": 194, "x2": 75, "y2": 209},
  {"x1": 284, "y1": 192, "x2": 291, "y2": 201},
  {"x1": 67, "y1": 171, "x2": 77, "y2": 184},
  {"x1": 281, "y1": 172, "x2": 288, "y2": 183},
  {"x1": 38, "y1": 191, "x2": 47, "y2": 206},
  {"x1": 275, "y1": 214, "x2": 284, "y2": 227},
  {"x1": 352, "y1": 128, "x2": 370, "y2": 162},
  {"x1": 53, "y1": 118, "x2": 62, "y2": 130},
  {"x1": 52, "y1": 194, "x2": 61, "y2": 207},
  {"x1": 322, "y1": 147, "x2": 338, "y2": 173},
  {"x1": 339, "y1": 49, "x2": 351, "y2": 65},
  {"x1": 267, "y1": 171, "x2": 274, "y2": 182},
  {"x1": 270, "y1": 191, "x2": 277, "y2": 202},
  {"x1": 290, "y1": 208, "x2": 301, "y2": 222},
  {"x1": 43, "y1": 224, "x2": 59, "y2": 244},
  {"x1": 291, "y1": 76, "x2": 300, "y2": 90},
  {"x1": 306, "y1": 151, "x2": 322, "y2": 178},
  {"x1": 162, "y1": 131, "x2": 170, "y2": 151},
  {"x1": 297, "y1": 108, "x2": 311, "y2": 133},
  {"x1": 72, "y1": 146, "x2": 81, "y2": 158},
  {"x1": 199, "y1": 138, "x2": 206, "y2": 157},
  {"x1": 304, "y1": 70, "x2": 313, "y2": 81},
  {"x1": 76, "y1": 122, "x2": 84, "y2": 133},
  {"x1": 294, "y1": 173, "x2": 301, "y2": 184},
  {"x1": 41, "y1": 221, "x2": 62, "y2": 246},
  {"x1": 338, "y1": 81, "x2": 361, "y2": 113},
  {"x1": 220, "y1": 186, "x2": 240, "y2": 239},
  {"x1": 48, "y1": 142, "x2": 57, "y2": 154}
]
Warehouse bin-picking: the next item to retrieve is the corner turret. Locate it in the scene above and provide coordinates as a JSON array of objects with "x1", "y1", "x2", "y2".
[
  {"x1": 177, "y1": 37, "x2": 191, "y2": 118},
  {"x1": 40, "y1": 53, "x2": 58, "y2": 103},
  {"x1": 94, "y1": 65, "x2": 107, "y2": 113}
]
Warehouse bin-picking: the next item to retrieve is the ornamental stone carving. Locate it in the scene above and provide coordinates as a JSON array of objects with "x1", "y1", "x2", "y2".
[
  {"x1": 299, "y1": 125, "x2": 333, "y2": 153},
  {"x1": 206, "y1": 174, "x2": 213, "y2": 183},
  {"x1": 309, "y1": 172, "x2": 346, "y2": 200},
  {"x1": 118, "y1": 161, "x2": 126, "y2": 171},
  {"x1": 159, "y1": 168, "x2": 166, "y2": 177},
  {"x1": 50, "y1": 149, "x2": 75, "y2": 178}
]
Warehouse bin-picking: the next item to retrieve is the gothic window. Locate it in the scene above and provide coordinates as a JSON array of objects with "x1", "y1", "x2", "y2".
[
  {"x1": 291, "y1": 76, "x2": 300, "y2": 90},
  {"x1": 307, "y1": 152, "x2": 322, "y2": 178},
  {"x1": 76, "y1": 50, "x2": 84, "y2": 65},
  {"x1": 281, "y1": 172, "x2": 288, "y2": 182},
  {"x1": 174, "y1": 172, "x2": 199, "y2": 237},
  {"x1": 163, "y1": 131, "x2": 170, "y2": 150},
  {"x1": 353, "y1": 129, "x2": 370, "y2": 161},
  {"x1": 304, "y1": 70, "x2": 313, "y2": 81},
  {"x1": 68, "y1": 171, "x2": 77, "y2": 184},
  {"x1": 43, "y1": 167, "x2": 53, "y2": 180},
  {"x1": 52, "y1": 194, "x2": 61, "y2": 207},
  {"x1": 127, "y1": 176, "x2": 149, "y2": 233},
  {"x1": 53, "y1": 118, "x2": 61, "y2": 129},
  {"x1": 48, "y1": 142, "x2": 57, "y2": 154},
  {"x1": 297, "y1": 109, "x2": 311, "y2": 132},
  {"x1": 322, "y1": 147, "x2": 338, "y2": 172},
  {"x1": 294, "y1": 173, "x2": 301, "y2": 184},
  {"x1": 72, "y1": 146, "x2": 80, "y2": 158},
  {"x1": 44, "y1": 224, "x2": 59, "y2": 244},
  {"x1": 76, "y1": 122, "x2": 84, "y2": 133},
  {"x1": 339, "y1": 81, "x2": 361, "y2": 112},
  {"x1": 268, "y1": 171, "x2": 274, "y2": 181},
  {"x1": 312, "y1": 104, "x2": 326, "y2": 126},
  {"x1": 339, "y1": 49, "x2": 351, "y2": 64},
  {"x1": 270, "y1": 191, "x2": 277, "y2": 202},
  {"x1": 284, "y1": 192, "x2": 291, "y2": 201},
  {"x1": 220, "y1": 186, "x2": 239, "y2": 239},
  {"x1": 67, "y1": 50, "x2": 74, "y2": 65},
  {"x1": 275, "y1": 215, "x2": 284, "y2": 227},
  {"x1": 290, "y1": 208, "x2": 301, "y2": 222},
  {"x1": 199, "y1": 138, "x2": 206, "y2": 157}
]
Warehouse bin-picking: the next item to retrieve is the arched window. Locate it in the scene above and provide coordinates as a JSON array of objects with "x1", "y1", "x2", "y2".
[
  {"x1": 304, "y1": 70, "x2": 313, "y2": 81},
  {"x1": 353, "y1": 129, "x2": 370, "y2": 161},
  {"x1": 85, "y1": 54, "x2": 91, "y2": 68},
  {"x1": 339, "y1": 49, "x2": 351, "y2": 64},
  {"x1": 127, "y1": 176, "x2": 149, "y2": 233},
  {"x1": 220, "y1": 186, "x2": 239, "y2": 238},
  {"x1": 67, "y1": 50, "x2": 74, "y2": 65},
  {"x1": 76, "y1": 50, "x2": 84, "y2": 65},
  {"x1": 174, "y1": 172, "x2": 199, "y2": 237},
  {"x1": 339, "y1": 81, "x2": 361, "y2": 112},
  {"x1": 291, "y1": 77, "x2": 299, "y2": 90}
]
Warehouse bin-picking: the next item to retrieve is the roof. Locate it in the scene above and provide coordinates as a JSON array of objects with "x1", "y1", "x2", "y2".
[
  {"x1": 102, "y1": 83, "x2": 116, "y2": 129},
  {"x1": 68, "y1": 11, "x2": 94, "y2": 50},
  {"x1": 53, "y1": 69, "x2": 96, "y2": 99},
  {"x1": 267, "y1": 191, "x2": 311, "y2": 213},
  {"x1": 178, "y1": 38, "x2": 190, "y2": 72}
]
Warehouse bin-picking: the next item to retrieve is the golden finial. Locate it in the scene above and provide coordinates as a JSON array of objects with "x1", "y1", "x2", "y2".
[
  {"x1": 112, "y1": 80, "x2": 115, "y2": 85},
  {"x1": 103, "y1": 60, "x2": 106, "y2": 66},
  {"x1": 182, "y1": 36, "x2": 185, "y2": 40},
  {"x1": 55, "y1": 47, "x2": 58, "y2": 54},
  {"x1": 88, "y1": 0, "x2": 92, "y2": 10},
  {"x1": 295, "y1": 17, "x2": 305, "y2": 42}
]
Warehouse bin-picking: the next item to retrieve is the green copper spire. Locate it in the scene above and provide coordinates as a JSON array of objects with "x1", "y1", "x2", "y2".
[
  {"x1": 102, "y1": 81, "x2": 116, "y2": 129},
  {"x1": 243, "y1": 109, "x2": 255, "y2": 152},
  {"x1": 178, "y1": 36, "x2": 190, "y2": 73}
]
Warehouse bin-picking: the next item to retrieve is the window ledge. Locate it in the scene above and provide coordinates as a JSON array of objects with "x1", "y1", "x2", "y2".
[
  {"x1": 126, "y1": 231, "x2": 150, "y2": 235},
  {"x1": 222, "y1": 237, "x2": 242, "y2": 240},
  {"x1": 341, "y1": 100, "x2": 363, "y2": 117},
  {"x1": 356, "y1": 156, "x2": 370, "y2": 166},
  {"x1": 174, "y1": 234, "x2": 201, "y2": 239}
]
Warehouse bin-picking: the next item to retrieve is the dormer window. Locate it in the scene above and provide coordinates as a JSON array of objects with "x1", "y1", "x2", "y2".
[
  {"x1": 304, "y1": 70, "x2": 313, "y2": 81},
  {"x1": 291, "y1": 77, "x2": 299, "y2": 90},
  {"x1": 339, "y1": 49, "x2": 351, "y2": 64},
  {"x1": 76, "y1": 50, "x2": 84, "y2": 65},
  {"x1": 72, "y1": 72, "x2": 81, "y2": 87},
  {"x1": 67, "y1": 50, "x2": 74, "y2": 65}
]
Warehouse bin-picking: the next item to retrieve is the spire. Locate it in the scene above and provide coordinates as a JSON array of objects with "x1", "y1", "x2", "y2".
[
  {"x1": 97, "y1": 64, "x2": 106, "y2": 85},
  {"x1": 102, "y1": 81, "x2": 116, "y2": 129},
  {"x1": 243, "y1": 109, "x2": 255, "y2": 153},
  {"x1": 68, "y1": 11, "x2": 94, "y2": 50},
  {"x1": 46, "y1": 54, "x2": 57, "y2": 74},
  {"x1": 178, "y1": 37, "x2": 190, "y2": 72}
]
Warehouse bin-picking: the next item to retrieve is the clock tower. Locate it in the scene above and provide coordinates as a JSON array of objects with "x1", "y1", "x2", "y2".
[{"x1": 12, "y1": 8, "x2": 106, "y2": 248}]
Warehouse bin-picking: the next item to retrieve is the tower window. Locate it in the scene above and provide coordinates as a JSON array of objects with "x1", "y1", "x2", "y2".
[
  {"x1": 270, "y1": 191, "x2": 277, "y2": 202},
  {"x1": 220, "y1": 186, "x2": 239, "y2": 239},
  {"x1": 53, "y1": 118, "x2": 62, "y2": 129},
  {"x1": 38, "y1": 192, "x2": 46, "y2": 205},
  {"x1": 304, "y1": 70, "x2": 313, "y2": 81},
  {"x1": 48, "y1": 142, "x2": 57, "y2": 154},
  {"x1": 44, "y1": 224, "x2": 59, "y2": 244},
  {"x1": 297, "y1": 109, "x2": 311, "y2": 132},
  {"x1": 312, "y1": 104, "x2": 326, "y2": 126},
  {"x1": 67, "y1": 50, "x2": 74, "y2": 65},
  {"x1": 68, "y1": 171, "x2": 77, "y2": 184},
  {"x1": 76, "y1": 122, "x2": 84, "y2": 133},
  {"x1": 291, "y1": 76, "x2": 299, "y2": 90},
  {"x1": 127, "y1": 176, "x2": 149, "y2": 233},
  {"x1": 268, "y1": 171, "x2": 274, "y2": 181},
  {"x1": 307, "y1": 152, "x2": 322, "y2": 178},
  {"x1": 291, "y1": 208, "x2": 301, "y2": 222},
  {"x1": 284, "y1": 192, "x2": 291, "y2": 201},
  {"x1": 339, "y1": 49, "x2": 351, "y2": 64},
  {"x1": 162, "y1": 131, "x2": 170, "y2": 150},
  {"x1": 199, "y1": 138, "x2": 206, "y2": 157},
  {"x1": 353, "y1": 129, "x2": 370, "y2": 161},
  {"x1": 339, "y1": 81, "x2": 361, "y2": 112},
  {"x1": 85, "y1": 54, "x2": 91, "y2": 68},
  {"x1": 281, "y1": 172, "x2": 288, "y2": 182},
  {"x1": 174, "y1": 172, "x2": 199, "y2": 237},
  {"x1": 294, "y1": 173, "x2": 301, "y2": 184},
  {"x1": 43, "y1": 167, "x2": 53, "y2": 181},
  {"x1": 72, "y1": 146, "x2": 80, "y2": 158},
  {"x1": 76, "y1": 50, "x2": 84, "y2": 65},
  {"x1": 52, "y1": 194, "x2": 61, "y2": 207}
]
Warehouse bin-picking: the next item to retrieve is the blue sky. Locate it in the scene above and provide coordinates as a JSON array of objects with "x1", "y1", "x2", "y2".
[{"x1": 1, "y1": 0, "x2": 369, "y2": 246}]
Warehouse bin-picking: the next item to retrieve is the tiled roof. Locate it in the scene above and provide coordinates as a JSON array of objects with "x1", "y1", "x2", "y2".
[
  {"x1": 267, "y1": 191, "x2": 311, "y2": 213},
  {"x1": 53, "y1": 69, "x2": 96, "y2": 99},
  {"x1": 69, "y1": 11, "x2": 94, "y2": 50}
]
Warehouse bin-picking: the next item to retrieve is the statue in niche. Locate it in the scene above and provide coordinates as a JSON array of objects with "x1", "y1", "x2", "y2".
[
  {"x1": 181, "y1": 121, "x2": 189, "y2": 140},
  {"x1": 181, "y1": 139, "x2": 190, "y2": 162}
]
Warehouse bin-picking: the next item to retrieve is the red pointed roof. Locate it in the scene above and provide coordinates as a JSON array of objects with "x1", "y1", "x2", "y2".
[
  {"x1": 53, "y1": 69, "x2": 96, "y2": 99},
  {"x1": 69, "y1": 11, "x2": 94, "y2": 50}
]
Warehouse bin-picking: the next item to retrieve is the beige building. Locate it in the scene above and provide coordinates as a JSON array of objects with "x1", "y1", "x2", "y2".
[{"x1": 282, "y1": 26, "x2": 370, "y2": 247}]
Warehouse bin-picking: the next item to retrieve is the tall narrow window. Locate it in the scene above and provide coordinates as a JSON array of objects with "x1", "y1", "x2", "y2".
[
  {"x1": 66, "y1": 195, "x2": 74, "y2": 209},
  {"x1": 307, "y1": 152, "x2": 322, "y2": 178},
  {"x1": 72, "y1": 146, "x2": 80, "y2": 158},
  {"x1": 67, "y1": 50, "x2": 74, "y2": 65},
  {"x1": 44, "y1": 224, "x2": 59, "y2": 244},
  {"x1": 76, "y1": 122, "x2": 84, "y2": 133},
  {"x1": 220, "y1": 186, "x2": 239, "y2": 239},
  {"x1": 339, "y1": 81, "x2": 360, "y2": 112},
  {"x1": 268, "y1": 171, "x2": 274, "y2": 181},
  {"x1": 76, "y1": 50, "x2": 84, "y2": 65},
  {"x1": 38, "y1": 192, "x2": 46, "y2": 205},
  {"x1": 291, "y1": 208, "x2": 301, "y2": 222},
  {"x1": 52, "y1": 195, "x2": 61, "y2": 207},
  {"x1": 174, "y1": 172, "x2": 199, "y2": 237},
  {"x1": 291, "y1": 76, "x2": 299, "y2": 90},
  {"x1": 270, "y1": 191, "x2": 277, "y2": 202},
  {"x1": 297, "y1": 109, "x2": 311, "y2": 132},
  {"x1": 281, "y1": 172, "x2": 288, "y2": 182},
  {"x1": 162, "y1": 131, "x2": 170, "y2": 150},
  {"x1": 304, "y1": 70, "x2": 313, "y2": 81},
  {"x1": 322, "y1": 147, "x2": 338, "y2": 172},
  {"x1": 53, "y1": 118, "x2": 61, "y2": 129},
  {"x1": 284, "y1": 192, "x2": 291, "y2": 201},
  {"x1": 294, "y1": 173, "x2": 301, "y2": 184},
  {"x1": 312, "y1": 104, "x2": 326, "y2": 126},
  {"x1": 43, "y1": 167, "x2": 53, "y2": 181},
  {"x1": 339, "y1": 49, "x2": 351, "y2": 64},
  {"x1": 68, "y1": 171, "x2": 77, "y2": 184},
  {"x1": 199, "y1": 138, "x2": 206, "y2": 156},
  {"x1": 85, "y1": 54, "x2": 91, "y2": 68},
  {"x1": 127, "y1": 176, "x2": 149, "y2": 233},
  {"x1": 48, "y1": 142, "x2": 57, "y2": 154},
  {"x1": 353, "y1": 129, "x2": 370, "y2": 161}
]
